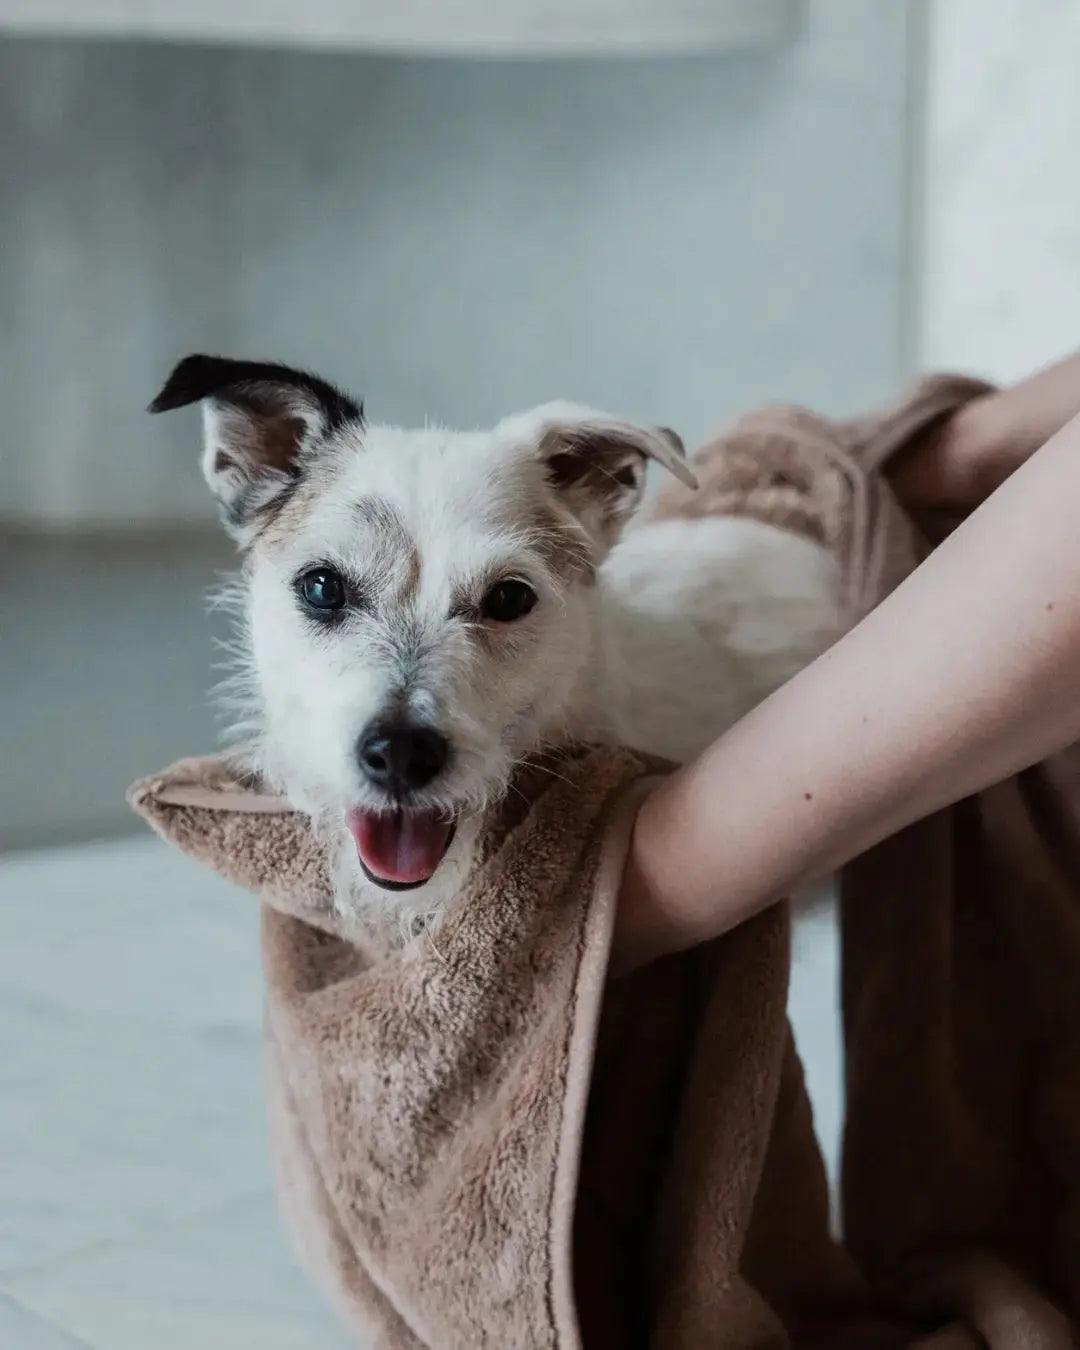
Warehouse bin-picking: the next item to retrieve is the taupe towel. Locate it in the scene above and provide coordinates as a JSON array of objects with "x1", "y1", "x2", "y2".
[
  {"x1": 130, "y1": 374, "x2": 1079, "y2": 1348},
  {"x1": 838, "y1": 435, "x2": 1080, "y2": 1350},
  {"x1": 652, "y1": 373, "x2": 1079, "y2": 1348},
  {"x1": 130, "y1": 746, "x2": 868, "y2": 1349}
]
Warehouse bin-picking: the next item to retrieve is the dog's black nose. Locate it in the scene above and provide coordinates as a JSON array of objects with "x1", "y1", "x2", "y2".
[{"x1": 356, "y1": 721, "x2": 449, "y2": 795}]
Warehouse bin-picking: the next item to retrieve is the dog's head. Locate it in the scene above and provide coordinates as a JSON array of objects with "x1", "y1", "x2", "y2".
[{"x1": 151, "y1": 355, "x2": 693, "y2": 911}]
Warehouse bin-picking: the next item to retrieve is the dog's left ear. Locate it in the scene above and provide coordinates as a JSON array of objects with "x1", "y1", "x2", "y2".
[
  {"x1": 149, "y1": 354, "x2": 362, "y2": 542},
  {"x1": 505, "y1": 402, "x2": 697, "y2": 543}
]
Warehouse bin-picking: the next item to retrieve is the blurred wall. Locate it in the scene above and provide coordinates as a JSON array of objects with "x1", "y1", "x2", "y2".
[
  {"x1": 918, "y1": 0, "x2": 1080, "y2": 380},
  {"x1": 0, "y1": 1, "x2": 915, "y2": 529}
]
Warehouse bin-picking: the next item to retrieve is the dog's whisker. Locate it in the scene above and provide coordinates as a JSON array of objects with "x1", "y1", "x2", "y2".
[
  {"x1": 426, "y1": 929, "x2": 449, "y2": 965},
  {"x1": 509, "y1": 756, "x2": 576, "y2": 789}
]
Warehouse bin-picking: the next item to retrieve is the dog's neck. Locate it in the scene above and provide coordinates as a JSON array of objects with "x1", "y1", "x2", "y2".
[
  {"x1": 540, "y1": 581, "x2": 627, "y2": 751},
  {"x1": 570, "y1": 574, "x2": 641, "y2": 746}
]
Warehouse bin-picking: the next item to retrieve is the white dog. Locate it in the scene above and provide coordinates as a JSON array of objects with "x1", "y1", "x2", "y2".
[{"x1": 152, "y1": 356, "x2": 839, "y2": 922}]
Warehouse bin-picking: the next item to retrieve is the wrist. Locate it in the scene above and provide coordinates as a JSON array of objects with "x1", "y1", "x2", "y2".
[{"x1": 890, "y1": 397, "x2": 1001, "y2": 509}]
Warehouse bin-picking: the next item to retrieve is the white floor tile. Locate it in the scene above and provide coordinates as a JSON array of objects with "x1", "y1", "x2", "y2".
[
  {"x1": 5, "y1": 1194, "x2": 356, "y2": 1350},
  {"x1": 0, "y1": 994, "x2": 269, "y2": 1275},
  {"x1": 0, "y1": 838, "x2": 270, "y2": 1276},
  {"x1": 0, "y1": 1290, "x2": 95, "y2": 1350},
  {"x1": 0, "y1": 879, "x2": 263, "y2": 1031},
  {"x1": 0, "y1": 836, "x2": 243, "y2": 945},
  {"x1": 0, "y1": 835, "x2": 358, "y2": 1345},
  {"x1": 5, "y1": 1297, "x2": 356, "y2": 1350}
]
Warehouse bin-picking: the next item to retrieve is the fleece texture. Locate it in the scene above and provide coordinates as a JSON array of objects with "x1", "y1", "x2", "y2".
[
  {"x1": 131, "y1": 746, "x2": 871, "y2": 1348},
  {"x1": 131, "y1": 374, "x2": 1078, "y2": 1349}
]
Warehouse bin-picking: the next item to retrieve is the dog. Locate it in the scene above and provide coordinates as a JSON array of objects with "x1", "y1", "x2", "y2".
[{"x1": 151, "y1": 355, "x2": 840, "y2": 924}]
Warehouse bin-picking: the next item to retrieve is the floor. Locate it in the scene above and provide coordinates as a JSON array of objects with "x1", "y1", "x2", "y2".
[{"x1": 0, "y1": 834, "x2": 357, "y2": 1350}]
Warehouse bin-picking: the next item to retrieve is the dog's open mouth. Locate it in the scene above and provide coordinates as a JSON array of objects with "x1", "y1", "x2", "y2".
[{"x1": 345, "y1": 807, "x2": 456, "y2": 890}]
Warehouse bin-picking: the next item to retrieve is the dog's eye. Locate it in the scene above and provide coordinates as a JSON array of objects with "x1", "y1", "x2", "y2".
[
  {"x1": 481, "y1": 579, "x2": 537, "y2": 623},
  {"x1": 297, "y1": 567, "x2": 347, "y2": 614}
]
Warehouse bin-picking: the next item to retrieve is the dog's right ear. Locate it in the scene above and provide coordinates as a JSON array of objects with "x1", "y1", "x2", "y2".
[
  {"x1": 149, "y1": 355, "x2": 362, "y2": 542},
  {"x1": 498, "y1": 401, "x2": 697, "y2": 551}
]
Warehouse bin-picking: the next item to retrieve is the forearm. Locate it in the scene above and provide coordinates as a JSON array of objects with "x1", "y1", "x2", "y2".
[
  {"x1": 615, "y1": 408, "x2": 1080, "y2": 973},
  {"x1": 892, "y1": 350, "x2": 1080, "y2": 507}
]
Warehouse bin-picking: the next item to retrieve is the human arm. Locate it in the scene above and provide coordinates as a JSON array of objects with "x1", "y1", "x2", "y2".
[
  {"x1": 614, "y1": 401, "x2": 1080, "y2": 974},
  {"x1": 890, "y1": 349, "x2": 1080, "y2": 507}
]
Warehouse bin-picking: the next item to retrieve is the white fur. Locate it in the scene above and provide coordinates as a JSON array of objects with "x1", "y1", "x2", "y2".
[
  {"x1": 214, "y1": 406, "x2": 841, "y2": 923},
  {"x1": 603, "y1": 515, "x2": 840, "y2": 765}
]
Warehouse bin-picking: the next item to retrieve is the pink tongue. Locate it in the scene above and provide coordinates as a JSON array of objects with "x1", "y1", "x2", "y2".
[{"x1": 346, "y1": 808, "x2": 453, "y2": 885}]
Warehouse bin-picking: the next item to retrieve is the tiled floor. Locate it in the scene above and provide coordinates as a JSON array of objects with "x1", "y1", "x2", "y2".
[{"x1": 0, "y1": 836, "x2": 355, "y2": 1350}]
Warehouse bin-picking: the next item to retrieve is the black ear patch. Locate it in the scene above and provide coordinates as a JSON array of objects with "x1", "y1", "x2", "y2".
[
  {"x1": 148, "y1": 354, "x2": 362, "y2": 429},
  {"x1": 541, "y1": 430, "x2": 646, "y2": 525},
  {"x1": 149, "y1": 354, "x2": 365, "y2": 544}
]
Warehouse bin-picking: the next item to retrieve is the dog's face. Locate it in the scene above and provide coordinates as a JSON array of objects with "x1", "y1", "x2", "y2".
[{"x1": 151, "y1": 356, "x2": 692, "y2": 911}]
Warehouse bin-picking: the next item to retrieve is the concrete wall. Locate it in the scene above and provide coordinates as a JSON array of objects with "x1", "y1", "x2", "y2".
[
  {"x1": 0, "y1": 2, "x2": 914, "y2": 527},
  {"x1": 918, "y1": 0, "x2": 1080, "y2": 380}
]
